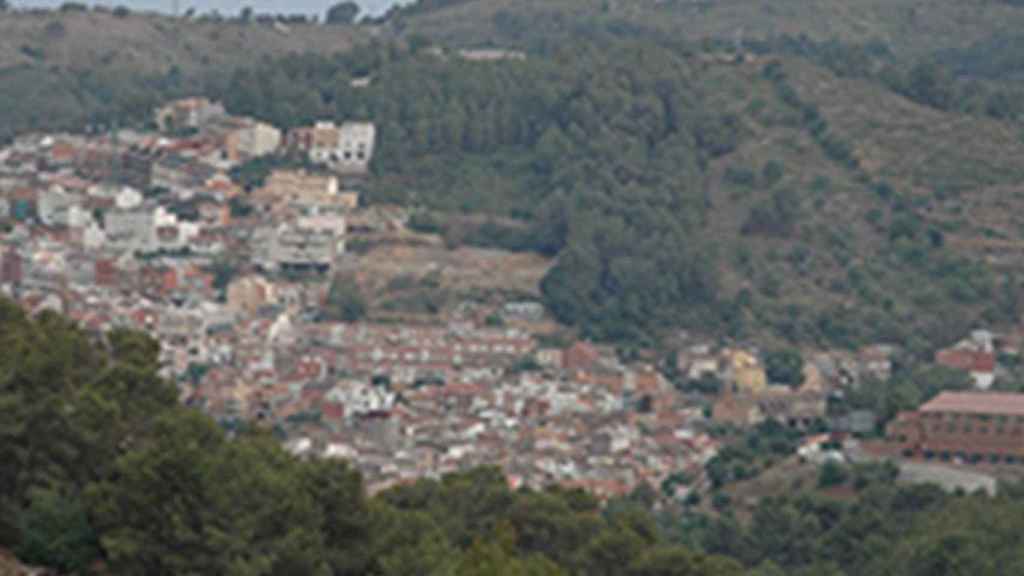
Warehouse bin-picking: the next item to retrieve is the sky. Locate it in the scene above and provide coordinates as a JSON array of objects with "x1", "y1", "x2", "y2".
[{"x1": 14, "y1": 0, "x2": 411, "y2": 18}]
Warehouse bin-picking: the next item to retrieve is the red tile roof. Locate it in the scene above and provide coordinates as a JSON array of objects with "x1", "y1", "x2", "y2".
[
  {"x1": 935, "y1": 349, "x2": 996, "y2": 373},
  {"x1": 49, "y1": 142, "x2": 77, "y2": 162},
  {"x1": 921, "y1": 391, "x2": 1024, "y2": 417}
]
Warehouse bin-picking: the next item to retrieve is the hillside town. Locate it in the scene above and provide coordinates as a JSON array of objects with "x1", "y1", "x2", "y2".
[{"x1": 3, "y1": 96, "x2": 1023, "y2": 500}]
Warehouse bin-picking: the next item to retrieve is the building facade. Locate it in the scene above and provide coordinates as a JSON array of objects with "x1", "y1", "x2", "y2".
[
  {"x1": 155, "y1": 98, "x2": 226, "y2": 133},
  {"x1": 255, "y1": 170, "x2": 340, "y2": 209},
  {"x1": 228, "y1": 121, "x2": 282, "y2": 159},
  {"x1": 887, "y1": 391, "x2": 1024, "y2": 463},
  {"x1": 336, "y1": 122, "x2": 376, "y2": 174},
  {"x1": 289, "y1": 121, "x2": 376, "y2": 174}
]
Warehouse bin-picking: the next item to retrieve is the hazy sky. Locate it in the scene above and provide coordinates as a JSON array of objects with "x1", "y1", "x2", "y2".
[{"x1": 15, "y1": 0, "x2": 410, "y2": 17}]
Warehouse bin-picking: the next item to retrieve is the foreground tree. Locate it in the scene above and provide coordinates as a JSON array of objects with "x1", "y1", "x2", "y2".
[{"x1": 88, "y1": 412, "x2": 337, "y2": 575}]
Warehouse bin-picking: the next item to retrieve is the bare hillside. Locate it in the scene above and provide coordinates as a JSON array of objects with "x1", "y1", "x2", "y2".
[
  {"x1": 392, "y1": 0, "x2": 1024, "y2": 58},
  {"x1": 0, "y1": 8, "x2": 366, "y2": 74}
]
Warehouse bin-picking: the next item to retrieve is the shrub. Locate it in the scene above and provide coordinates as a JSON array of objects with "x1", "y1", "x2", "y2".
[
  {"x1": 325, "y1": 275, "x2": 368, "y2": 322},
  {"x1": 725, "y1": 166, "x2": 757, "y2": 188},
  {"x1": 818, "y1": 461, "x2": 849, "y2": 488},
  {"x1": 407, "y1": 212, "x2": 445, "y2": 235}
]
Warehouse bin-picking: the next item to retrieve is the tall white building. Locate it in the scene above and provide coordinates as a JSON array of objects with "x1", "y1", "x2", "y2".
[
  {"x1": 336, "y1": 122, "x2": 377, "y2": 174},
  {"x1": 298, "y1": 121, "x2": 377, "y2": 174}
]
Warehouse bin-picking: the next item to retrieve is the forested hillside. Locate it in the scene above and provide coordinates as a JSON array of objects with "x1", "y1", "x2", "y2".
[
  {"x1": 6, "y1": 300, "x2": 1024, "y2": 575},
  {"x1": 379, "y1": 0, "x2": 1024, "y2": 59},
  {"x1": 4, "y1": 1, "x2": 1024, "y2": 350},
  {"x1": 0, "y1": 5, "x2": 364, "y2": 140},
  {"x1": 215, "y1": 33, "x2": 1024, "y2": 352}
]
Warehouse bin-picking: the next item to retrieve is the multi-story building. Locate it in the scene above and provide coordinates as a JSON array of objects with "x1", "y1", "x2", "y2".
[
  {"x1": 38, "y1": 187, "x2": 91, "y2": 228},
  {"x1": 288, "y1": 121, "x2": 376, "y2": 174},
  {"x1": 155, "y1": 98, "x2": 227, "y2": 133},
  {"x1": 887, "y1": 391, "x2": 1024, "y2": 463},
  {"x1": 226, "y1": 121, "x2": 282, "y2": 159},
  {"x1": 256, "y1": 223, "x2": 338, "y2": 275},
  {"x1": 724, "y1": 349, "x2": 768, "y2": 394},
  {"x1": 253, "y1": 169, "x2": 339, "y2": 211},
  {"x1": 336, "y1": 122, "x2": 376, "y2": 174},
  {"x1": 287, "y1": 121, "x2": 335, "y2": 161},
  {"x1": 151, "y1": 154, "x2": 219, "y2": 192},
  {"x1": 103, "y1": 208, "x2": 154, "y2": 250}
]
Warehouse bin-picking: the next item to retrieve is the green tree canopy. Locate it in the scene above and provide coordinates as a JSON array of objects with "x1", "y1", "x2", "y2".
[
  {"x1": 325, "y1": 274, "x2": 368, "y2": 322},
  {"x1": 764, "y1": 348, "x2": 805, "y2": 387},
  {"x1": 326, "y1": 1, "x2": 360, "y2": 24}
]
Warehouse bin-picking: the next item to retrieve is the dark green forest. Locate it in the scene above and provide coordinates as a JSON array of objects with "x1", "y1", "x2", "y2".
[
  {"x1": 209, "y1": 32, "x2": 1024, "y2": 351},
  {"x1": 5, "y1": 299, "x2": 1024, "y2": 575}
]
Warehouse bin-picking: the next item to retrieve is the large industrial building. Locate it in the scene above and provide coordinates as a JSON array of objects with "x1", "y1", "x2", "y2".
[{"x1": 887, "y1": 391, "x2": 1024, "y2": 464}]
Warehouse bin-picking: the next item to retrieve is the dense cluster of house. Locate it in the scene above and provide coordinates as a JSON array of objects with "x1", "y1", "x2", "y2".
[
  {"x1": 0, "y1": 97, "x2": 723, "y2": 498},
  {"x1": 673, "y1": 341, "x2": 894, "y2": 432},
  {"x1": 5, "y1": 96, "x2": 1024, "y2": 500}
]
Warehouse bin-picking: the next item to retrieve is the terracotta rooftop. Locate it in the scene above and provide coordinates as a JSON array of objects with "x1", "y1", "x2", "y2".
[
  {"x1": 921, "y1": 391, "x2": 1024, "y2": 417},
  {"x1": 935, "y1": 348, "x2": 996, "y2": 373}
]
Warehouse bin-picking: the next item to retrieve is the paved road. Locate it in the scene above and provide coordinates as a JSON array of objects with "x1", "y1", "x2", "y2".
[
  {"x1": 897, "y1": 461, "x2": 997, "y2": 495},
  {"x1": 845, "y1": 439, "x2": 998, "y2": 495}
]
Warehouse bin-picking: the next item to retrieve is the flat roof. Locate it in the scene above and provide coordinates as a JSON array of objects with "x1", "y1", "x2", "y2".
[{"x1": 921, "y1": 391, "x2": 1024, "y2": 417}]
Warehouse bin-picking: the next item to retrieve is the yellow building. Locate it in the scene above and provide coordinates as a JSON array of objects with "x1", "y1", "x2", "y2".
[{"x1": 727, "y1": 349, "x2": 768, "y2": 394}]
